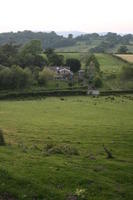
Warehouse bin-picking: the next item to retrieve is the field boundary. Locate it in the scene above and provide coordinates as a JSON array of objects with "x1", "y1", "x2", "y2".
[
  {"x1": 0, "y1": 89, "x2": 133, "y2": 100},
  {"x1": 112, "y1": 54, "x2": 133, "y2": 65}
]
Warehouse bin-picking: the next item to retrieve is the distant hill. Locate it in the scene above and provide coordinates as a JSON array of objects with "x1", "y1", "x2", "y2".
[
  {"x1": 0, "y1": 31, "x2": 133, "y2": 53},
  {"x1": 56, "y1": 31, "x2": 86, "y2": 37}
]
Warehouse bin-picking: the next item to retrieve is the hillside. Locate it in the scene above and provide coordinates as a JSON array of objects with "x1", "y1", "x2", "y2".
[
  {"x1": 57, "y1": 52, "x2": 129, "y2": 73},
  {"x1": 0, "y1": 31, "x2": 133, "y2": 53}
]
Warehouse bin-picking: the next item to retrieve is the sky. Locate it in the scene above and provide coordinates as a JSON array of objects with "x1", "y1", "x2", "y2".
[{"x1": 0, "y1": 0, "x2": 133, "y2": 34}]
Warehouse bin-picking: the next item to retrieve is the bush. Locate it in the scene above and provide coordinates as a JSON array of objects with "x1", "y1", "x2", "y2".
[
  {"x1": 38, "y1": 67, "x2": 55, "y2": 85},
  {"x1": 0, "y1": 129, "x2": 5, "y2": 146},
  {"x1": 86, "y1": 54, "x2": 100, "y2": 72},
  {"x1": 0, "y1": 67, "x2": 12, "y2": 89},
  {"x1": 45, "y1": 143, "x2": 79, "y2": 155},
  {"x1": 0, "y1": 65, "x2": 33, "y2": 89},
  {"x1": 121, "y1": 66, "x2": 133, "y2": 80},
  {"x1": 117, "y1": 45, "x2": 128, "y2": 54},
  {"x1": 93, "y1": 76, "x2": 103, "y2": 88},
  {"x1": 66, "y1": 58, "x2": 81, "y2": 73}
]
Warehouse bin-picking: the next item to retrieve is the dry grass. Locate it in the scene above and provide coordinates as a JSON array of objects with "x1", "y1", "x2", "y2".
[{"x1": 116, "y1": 54, "x2": 133, "y2": 63}]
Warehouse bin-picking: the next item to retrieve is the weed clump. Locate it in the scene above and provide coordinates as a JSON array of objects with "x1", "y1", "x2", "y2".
[
  {"x1": 0, "y1": 129, "x2": 5, "y2": 146},
  {"x1": 103, "y1": 144, "x2": 114, "y2": 159},
  {"x1": 45, "y1": 143, "x2": 79, "y2": 156}
]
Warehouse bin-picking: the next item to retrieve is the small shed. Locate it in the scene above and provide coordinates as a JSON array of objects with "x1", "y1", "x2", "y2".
[{"x1": 87, "y1": 89, "x2": 100, "y2": 96}]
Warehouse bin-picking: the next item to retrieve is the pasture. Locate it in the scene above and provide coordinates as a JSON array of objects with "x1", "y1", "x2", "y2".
[
  {"x1": 57, "y1": 52, "x2": 129, "y2": 75},
  {"x1": 0, "y1": 96, "x2": 133, "y2": 199}
]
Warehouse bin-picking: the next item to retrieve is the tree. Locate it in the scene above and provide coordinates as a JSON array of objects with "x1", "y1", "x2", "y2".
[
  {"x1": 68, "y1": 34, "x2": 73, "y2": 39},
  {"x1": 66, "y1": 58, "x2": 81, "y2": 73},
  {"x1": 45, "y1": 48, "x2": 64, "y2": 66},
  {"x1": 0, "y1": 67, "x2": 12, "y2": 89},
  {"x1": 11, "y1": 65, "x2": 33, "y2": 89},
  {"x1": 93, "y1": 75, "x2": 103, "y2": 88},
  {"x1": 45, "y1": 48, "x2": 55, "y2": 56},
  {"x1": 33, "y1": 55, "x2": 47, "y2": 68},
  {"x1": 22, "y1": 40, "x2": 43, "y2": 55},
  {"x1": 86, "y1": 54, "x2": 100, "y2": 72},
  {"x1": 0, "y1": 65, "x2": 33, "y2": 89},
  {"x1": 38, "y1": 68, "x2": 55, "y2": 85},
  {"x1": 18, "y1": 40, "x2": 46, "y2": 68},
  {"x1": 117, "y1": 45, "x2": 128, "y2": 54},
  {"x1": 85, "y1": 55, "x2": 103, "y2": 88},
  {"x1": 0, "y1": 43, "x2": 19, "y2": 67},
  {"x1": 121, "y1": 66, "x2": 133, "y2": 80}
]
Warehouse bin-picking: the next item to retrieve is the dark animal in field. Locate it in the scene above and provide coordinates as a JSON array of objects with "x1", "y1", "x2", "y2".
[
  {"x1": 60, "y1": 97, "x2": 65, "y2": 101},
  {"x1": 0, "y1": 129, "x2": 5, "y2": 146},
  {"x1": 103, "y1": 144, "x2": 114, "y2": 159}
]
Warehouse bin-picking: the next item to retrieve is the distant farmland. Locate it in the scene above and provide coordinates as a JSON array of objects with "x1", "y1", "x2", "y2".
[
  {"x1": 57, "y1": 52, "x2": 129, "y2": 74},
  {"x1": 116, "y1": 54, "x2": 133, "y2": 63}
]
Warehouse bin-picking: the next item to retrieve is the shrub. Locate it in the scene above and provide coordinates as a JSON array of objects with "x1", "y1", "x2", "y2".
[
  {"x1": 38, "y1": 67, "x2": 55, "y2": 85},
  {"x1": 45, "y1": 143, "x2": 79, "y2": 155},
  {"x1": 0, "y1": 65, "x2": 33, "y2": 89},
  {"x1": 0, "y1": 67, "x2": 12, "y2": 89},
  {"x1": 0, "y1": 129, "x2": 5, "y2": 146},
  {"x1": 121, "y1": 66, "x2": 133, "y2": 80},
  {"x1": 93, "y1": 76, "x2": 103, "y2": 88},
  {"x1": 66, "y1": 58, "x2": 81, "y2": 73}
]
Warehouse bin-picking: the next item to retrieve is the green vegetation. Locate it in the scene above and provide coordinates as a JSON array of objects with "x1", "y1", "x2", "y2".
[
  {"x1": 0, "y1": 96, "x2": 133, "y2": 199},
  {"x1": 0, "y1": 129, "x2": 5, "y2": 146},
  {"x1": 0, "y1": 39, "x2": 133, "y2": 91},
  {"x1": 0, "y1": 31, "x2": 133, "y2": 53},
  {"x1": 117, "y1": 46, "x2": 128, "y2": 54},
  {"x1": 95, "y1": 53, "x2": 128, "y2": 74},
  {"x1": 66, "y1": 58, "x2": 81, "y2": 73}
]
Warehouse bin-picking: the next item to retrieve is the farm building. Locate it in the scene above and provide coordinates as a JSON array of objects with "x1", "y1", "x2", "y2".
[{"x1": 49, "y1": 66, "x2": 73, "y2": 80}]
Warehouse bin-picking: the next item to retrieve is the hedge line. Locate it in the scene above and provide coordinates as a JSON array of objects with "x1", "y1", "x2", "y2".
[
  {"x1": 0, "y1": 89, "x2": 87, "y2": 100},
  {"x1": 101, "y1": 89, "x2": 133, "y2": 96},
  {"x1": 0, "y1": 89, "x2": 133, "y2": 100}
]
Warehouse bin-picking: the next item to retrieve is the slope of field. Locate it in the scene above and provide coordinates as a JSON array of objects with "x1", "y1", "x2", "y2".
[
  {"x1": 116, "y1": 54, "x2": 133, "y2": 63},
  {"x1": 0, "y1": 96, "x2": 133, "y2": 199},
  {"x1": 95, "y1": 53, "x2": 129, "y2": 74},
  {"x1": 57, "y1": 52, "x2": 129, "y2": 74},
  {"x1": 56, "y1": 40, "x2": 102, "y2": 52},
  {"x1": 56, "y1": 42, "x2": 133, "y2": 54}
]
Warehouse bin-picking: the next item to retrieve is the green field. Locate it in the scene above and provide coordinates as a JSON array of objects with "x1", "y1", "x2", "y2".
[
  {"x1": 56, "y1": 40, "x2": 102, "y2": 52},
  {"x1": 56, "y1": 40, "x2": 133, "y2": 54},
  {"x1": 57, "y1": 52, "x2": 129, "y2": 74},
  {"x1": 0, "y1": 96, "x2": 133, "y2": 199},
  {"x1": 95, "y1": 54, "x2": 128, "y2": 74}
]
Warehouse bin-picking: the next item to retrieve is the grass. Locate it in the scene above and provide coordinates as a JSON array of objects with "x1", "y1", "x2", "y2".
[
  {"x1": 43, "y1": 52, "x2": 130, "y2": 75},
  {"x1": 95, "y1": 54, "x2": 129, "y2": 74},
  {"x1": 56, "y1": 40, "x2": 102, "y2": 52},
  {"x1": 57, "y1": 52, "x2": 129, "y2": 74},
  {"x1": 0, "y1": 96, "x2": 133, "y2": 199}
]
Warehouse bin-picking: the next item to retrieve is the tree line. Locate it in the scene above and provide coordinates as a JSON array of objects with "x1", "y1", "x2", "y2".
[
  {"x1": 0, "y1": 40, "x2": 82, "y2": 89},
  {"x1": 0, "y1": 31, "x2": 132, "y2": 51},
  {"x1": 0, "y1": 39, "x2": 104, "y2": 90}
]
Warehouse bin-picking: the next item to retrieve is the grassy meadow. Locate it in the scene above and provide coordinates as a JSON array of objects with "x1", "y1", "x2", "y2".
[{"x1": 0, "y1": 96, "x2": 133, "y2": 199}]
